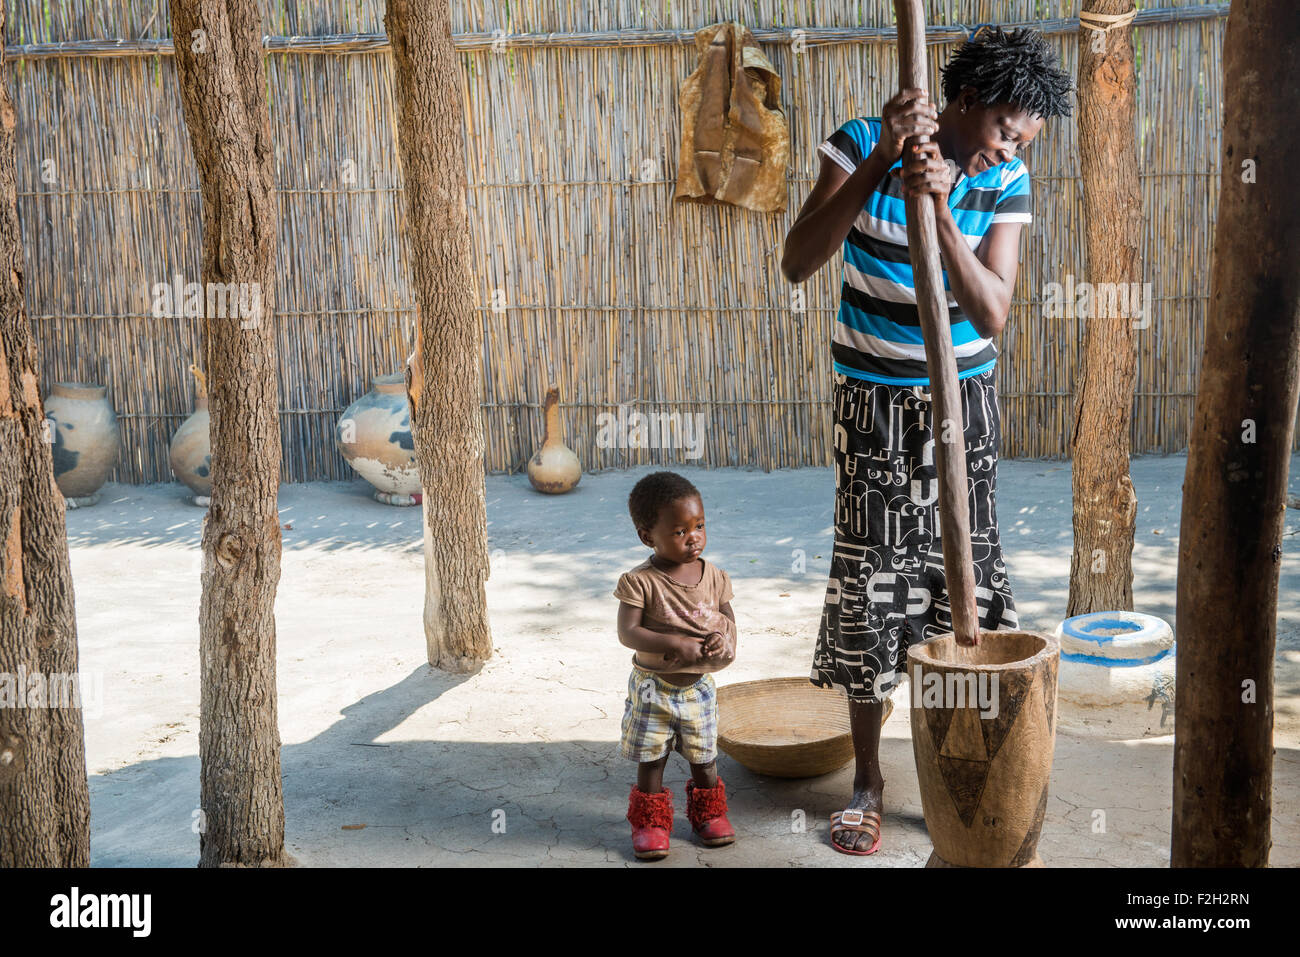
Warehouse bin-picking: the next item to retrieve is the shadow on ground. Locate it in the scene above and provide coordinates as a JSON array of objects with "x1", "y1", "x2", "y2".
[
  {"x1": 78, "y1": 456, "x2": 1300, "y2": 866},
  {"x1": 89, "y1": 664, "x2": 1299, "y2": 868}
]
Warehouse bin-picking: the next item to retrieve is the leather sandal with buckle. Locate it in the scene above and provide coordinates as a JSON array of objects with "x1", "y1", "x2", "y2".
[{"x1": 830, "y1": 808, "x2": 882, "y2": 856}]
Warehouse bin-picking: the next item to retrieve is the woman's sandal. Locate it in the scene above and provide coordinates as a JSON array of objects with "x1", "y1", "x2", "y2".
[{"x1": 829, "y1": 808, "x2": 882, "y2": 856}]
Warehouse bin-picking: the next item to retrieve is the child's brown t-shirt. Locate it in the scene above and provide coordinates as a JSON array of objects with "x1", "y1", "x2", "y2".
[{"x1": 613, "y1": 557, "x2": 735, "y2": 674}]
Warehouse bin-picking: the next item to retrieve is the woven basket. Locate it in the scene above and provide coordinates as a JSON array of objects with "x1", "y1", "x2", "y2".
[{"x1": 717, "y1": 677, "x2": 895, "y2": 779}]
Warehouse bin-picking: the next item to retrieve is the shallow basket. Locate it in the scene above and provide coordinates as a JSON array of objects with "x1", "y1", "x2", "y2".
[{"x1": 717, "y1": 677, "x2": 894, "y2": 779}]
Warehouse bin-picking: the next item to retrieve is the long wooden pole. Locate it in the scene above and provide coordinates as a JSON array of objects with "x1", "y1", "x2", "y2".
[
  {"x1": 0, "y1": 6, "x2": 90, "y2": 866},
  {"x1": 1069, "y1": 1, "x2": 1141, "y2": 617},
  {"x1": 385, "y1": 0, "x2": 493, "y2": 671},
  {"x1": 894, "y1": 0, "x2": 978, "y2": 646},
  {"x1": 1171, "y1": 0, "x2": 1299, "y2": 867},
  {"x1": 171, "y1": 0, "x2": 288, "y2": 867}
]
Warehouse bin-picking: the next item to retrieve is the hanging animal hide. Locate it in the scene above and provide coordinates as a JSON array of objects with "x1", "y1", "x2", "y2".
[{"x1": 674, "y1": 22, "x2": 789, "y2": 213}]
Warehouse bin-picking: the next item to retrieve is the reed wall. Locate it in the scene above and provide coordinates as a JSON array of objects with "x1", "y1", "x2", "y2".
[{"x1": 7, "y1": 1, "x2": 1266, "y2": 484}]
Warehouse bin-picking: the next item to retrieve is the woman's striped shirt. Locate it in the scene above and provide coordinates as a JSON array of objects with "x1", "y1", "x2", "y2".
[{"x1": 817, "y1": 116, "x2": 1032, "y2": 386}]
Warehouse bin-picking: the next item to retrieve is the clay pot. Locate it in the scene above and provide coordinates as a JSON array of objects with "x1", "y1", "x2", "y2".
[
  {"x1": 527, "y1": 387, "x2": 580, "y2": 494},
  {"x1": 337, "y1": 373, "x2": 421, "y2": 506},
  {"x1": 907, "y1": 629, "x2": 1059, "y2": 867},
  {"x1": 169, "y1": 365, "x2": 212, "y2": 506},
  {"x1": 43, "y1": 382, "x2": 120, "y2": 507},
  {"x1": 1054, "y1": 611, "x2": 1175, "y2": 738}
]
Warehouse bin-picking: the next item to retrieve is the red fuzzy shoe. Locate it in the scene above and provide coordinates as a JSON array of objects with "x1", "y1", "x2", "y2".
[
  {"x1": 627, "y1": 786, "x2": 673, "y2": 861},
  {"x1": 686, "y1": 778, "x2": 736, "y2": 847}
]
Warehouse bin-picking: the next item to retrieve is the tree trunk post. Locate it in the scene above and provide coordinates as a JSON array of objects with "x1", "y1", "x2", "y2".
[
  {"x1": 169, "y1": 0, "x2": 287, "y2": 867},
  {"x1": 385, "y1": 0, "x2": 493, "y2": 671},
  {"x1": 0, "y1": 8, "x2": 91, "y2": 868},
  {"x1": 1068, "y1": 1, "x2": 1142, "y2": 617},
  {"x1": 1172, "y1": 0, "x2": 1299, "y2": 868}
]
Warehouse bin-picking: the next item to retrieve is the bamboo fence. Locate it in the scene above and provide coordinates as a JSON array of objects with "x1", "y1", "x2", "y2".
[{"x1": 7, "y1": 0, "x2": 1273, "y2": 484}]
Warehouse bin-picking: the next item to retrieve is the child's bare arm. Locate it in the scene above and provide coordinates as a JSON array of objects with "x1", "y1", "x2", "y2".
[{"x1": 617, "y1": 602, "x2": 702, "y2": 662}]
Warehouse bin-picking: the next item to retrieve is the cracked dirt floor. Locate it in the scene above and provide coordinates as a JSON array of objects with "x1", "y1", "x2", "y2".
[{"x1": 72, "y1": 453, "x2": 1300, "y2": 867}]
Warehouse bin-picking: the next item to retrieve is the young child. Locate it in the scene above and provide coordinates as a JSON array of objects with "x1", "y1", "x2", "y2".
[{"x1": 614, "y1": 471, "x2": 738, "y2": 860}]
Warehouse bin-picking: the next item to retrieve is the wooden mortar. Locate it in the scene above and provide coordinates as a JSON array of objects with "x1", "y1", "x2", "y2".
[{"x1": 907, "y1": 629, "x2": 1060, "y2": 866}]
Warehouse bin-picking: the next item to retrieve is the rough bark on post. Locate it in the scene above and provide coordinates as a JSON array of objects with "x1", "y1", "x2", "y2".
[
  {"x1": 0, "y1": 10, "x2": 91, "y2": 867},
  {"x1": 169, "y1": 0, "x2": 287, "y2": 867},
  {"x1": 1067, "y1": 0, "x2": 1142, "y2": 616},
  {"x1": 385, "y1": 0, "x2": 492, "y2": 671},
  {"x1": 1172, "y1": 0, "x2": 1299, "y2": 868}
]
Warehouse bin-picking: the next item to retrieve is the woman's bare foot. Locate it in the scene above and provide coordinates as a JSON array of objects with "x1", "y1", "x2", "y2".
[{"x1": 833, "y1": 698, "x2": 886, "y2": 851}]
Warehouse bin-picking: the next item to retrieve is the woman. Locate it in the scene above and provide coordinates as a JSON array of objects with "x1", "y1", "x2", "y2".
[{"x1": 781, "y1": 27, "x2": 1072, "y2": 855}]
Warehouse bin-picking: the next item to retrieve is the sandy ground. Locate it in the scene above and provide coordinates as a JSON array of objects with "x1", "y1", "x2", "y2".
[{"x1": 68, "y1": 453, "x2": 1300, "y2": 867}]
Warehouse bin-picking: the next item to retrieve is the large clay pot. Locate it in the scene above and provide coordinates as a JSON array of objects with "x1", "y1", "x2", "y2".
[
  {"x1": 336, "y1": 373, "x2": 420, "y2": 506},
  {"x1": 43, "y1": 382, "x2": 120, "y2": 507},
  {"x1": 527, "y1": 386, "x2": 581, "y2": 494},
  {"x1": 907, "y1": 629, "x2": 1059, "y2": 867},
  {"x1": 169, "y1": 364, "x2": 212, "y2": 506},
  {"x1": 1054, "y1": 611, "x2": 1175, "y2": 738}
]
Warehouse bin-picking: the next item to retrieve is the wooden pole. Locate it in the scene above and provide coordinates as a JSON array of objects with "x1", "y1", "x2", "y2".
[
  {"x1": 1068, "y1": 2, "x2": 1141, "y2": 617},
  {"x1": 1171, "y1": 0, "x2": 1300, "y2": 867},
  {"x1": 0, "y1": 6, "x2": 91, "y2": 867},
  {"x1": 171, "y1": 0, "x2": 288, "y2": 867},
  {"x1": 385, "y1": 0, "x2": 493, "y2": 671},
  {"x1": 894, "y1": 0, "x2": 978, "y2": 646}
]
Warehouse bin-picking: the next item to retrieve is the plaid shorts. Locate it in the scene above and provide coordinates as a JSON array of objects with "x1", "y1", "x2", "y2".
[{"x1": 619, "y1": 660, "x2": 718, "y2": 764}]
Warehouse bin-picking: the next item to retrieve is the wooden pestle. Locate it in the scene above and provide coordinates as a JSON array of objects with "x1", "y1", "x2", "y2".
[{"x1": 894, "y1": 0, "x2": 979, "y2": 646}]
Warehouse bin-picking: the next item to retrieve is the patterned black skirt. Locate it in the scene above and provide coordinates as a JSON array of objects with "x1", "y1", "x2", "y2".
[{"x1": 810, "y1": 367, "x2": 1019, "y2": 703}]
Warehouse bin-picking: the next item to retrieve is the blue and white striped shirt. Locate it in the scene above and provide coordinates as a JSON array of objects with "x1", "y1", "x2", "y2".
[{"x1": 817, "y1": 117, "x2": 1032, "y2": 386}]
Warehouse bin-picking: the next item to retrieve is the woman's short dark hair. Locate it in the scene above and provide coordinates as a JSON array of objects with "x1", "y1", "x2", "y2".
[
  {"x1": 941, "y1": 26, "x2": 1074, "y2": 119},
  {"x1": 628, "y1": 472, "x2": 700, "y2": 532}
]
